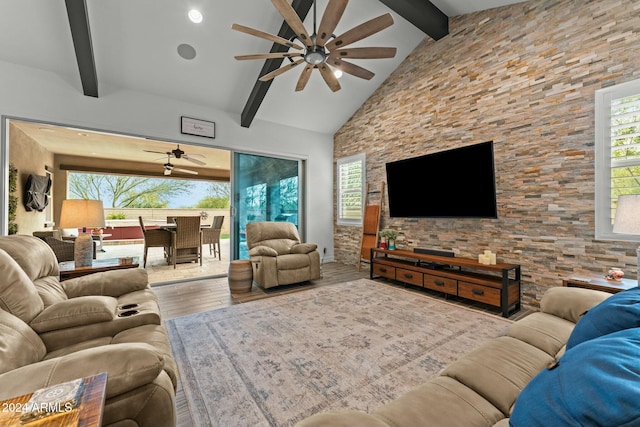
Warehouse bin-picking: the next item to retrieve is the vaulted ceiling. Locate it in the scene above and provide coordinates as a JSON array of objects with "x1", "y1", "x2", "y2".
[{"x1": 0, "y1": 0, "x2": 525, "y2": 135}]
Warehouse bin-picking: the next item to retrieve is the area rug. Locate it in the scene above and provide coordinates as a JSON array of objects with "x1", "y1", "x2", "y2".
[{"x1": 166, "y1": 278, "x2": 513, "y2": 427}]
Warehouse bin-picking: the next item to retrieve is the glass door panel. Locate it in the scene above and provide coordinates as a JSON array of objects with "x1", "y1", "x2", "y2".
[{"x1": 233, "y1": 153, "x2": 301, "y2": 260}]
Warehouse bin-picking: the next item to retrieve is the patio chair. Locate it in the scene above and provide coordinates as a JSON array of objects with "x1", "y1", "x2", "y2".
[
  {"x1": 171, "y1": 216, "x2": 203, "y2": 268},
  {"x1": 138, "y1": 216, "x2": 172, "y2": 268},
  {"x1": 33, "y1": 230, "x2": 96, "y2": 262},
  {"x1": 202, "y1": 215, "x2": 224, "y2": 260}
]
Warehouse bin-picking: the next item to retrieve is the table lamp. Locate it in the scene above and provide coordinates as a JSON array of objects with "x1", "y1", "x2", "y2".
[
  {"x1": 612, "y1": 194, "x2": 640, "y2": 284},
  {"x1": 59, "y1": 199, "x2": 105, "y2": 267}
]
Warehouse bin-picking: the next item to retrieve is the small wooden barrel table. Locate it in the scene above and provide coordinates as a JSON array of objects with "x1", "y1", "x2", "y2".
[{"x1": 228, "y1": 260, "x2": 253, "y2": 293}]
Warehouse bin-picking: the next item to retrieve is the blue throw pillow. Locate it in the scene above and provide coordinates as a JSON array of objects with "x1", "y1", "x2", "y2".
[
  {"x1": 510, "y1": 328, "x2": 640, "y2": 427},
  {"x1": 566, "y1": 286, "x2": 640, "y2": 349}
]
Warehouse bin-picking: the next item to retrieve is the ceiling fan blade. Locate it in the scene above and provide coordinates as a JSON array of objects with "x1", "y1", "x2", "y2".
[
  {"x1": 325, "y1": 13, "x2": 394, "y2": 51},
  {"x1": 182, "y1": 155, "x2": 206, "y2": 166},
  {"x1": 330, "y1": 47, "x2": 397, "y2": 59},
  {"x1": 295, "y1": 64, "x2": 314, "y2": 91},
  {"x1": 173, "y1": 167, "x2": 198, "y2": 175},
  {"x1": 271, "y1": 0, "x2": 313, "y2": 48},
  {"x1": 326, "y1": 57, "x2": 375, "y2": 80},
  {"x1": 316, "y1": 0, "x2": 348, "y2": 47},
  {"x1": 235, "y1": 52, "x2": 304, "y2": 61},
  {"x1": 231, "y1": 23, "x2": 304, "y2": 50},
  {"x1": 259, "y1": 58, "x2": 305, "y2": 81},
  {"x1": 144, "y1": 149, "x2": 169, "y2": 155},
  {"x1": 318, "y1": 63, "x2": 341, "y2": 92}
]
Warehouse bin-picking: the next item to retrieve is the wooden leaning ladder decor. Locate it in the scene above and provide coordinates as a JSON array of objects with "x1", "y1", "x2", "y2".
[{"x1": 357, "y1": 182, "x2": 385, "y2": 271}]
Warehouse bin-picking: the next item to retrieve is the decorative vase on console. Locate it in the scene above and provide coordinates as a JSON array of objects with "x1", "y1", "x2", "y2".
[
  {"x1": 380, "y1": 229, "x2": 399, "y2": 250},
  {"x1": 379, "y1": 237, "x2": 387, "y2": 249}
]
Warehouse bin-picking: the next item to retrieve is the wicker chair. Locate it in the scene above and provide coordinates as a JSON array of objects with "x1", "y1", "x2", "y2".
[
  {"x1": 138, "y1": 216, "x2": 172, "y2": 268},
  {"x1": 43, "y1": 236, "x2": 76, "y2": 262},
  {"x1": 171, "y1": 216, "x2": 203, "y2": 268},
  {"x1": 33, "y1": 230, "x2": 96, "y2": 262},
  {"x1": 202, "y1": 215, "x2": 224, "y2": 260}
]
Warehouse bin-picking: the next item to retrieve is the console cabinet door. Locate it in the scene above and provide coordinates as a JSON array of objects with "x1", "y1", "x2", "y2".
[
  {"x1": 373, "y1": 264, "x2": 396, "y2": 280},
  {"x1": 423, "y1": 274, "x2": 457, "y2": 295},
  {"x1": 458, "y1": 281, "x2": 500, "y2": 306},
  {"x1": 396, "y1": 268, "x2": 423, "y2": 286}
]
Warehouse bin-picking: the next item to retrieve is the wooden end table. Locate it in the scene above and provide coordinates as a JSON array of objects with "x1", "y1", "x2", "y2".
[
  {"x1": 0, "y1": 372, "x2": 107, "y2": 427},
  {"x1": 563, "y1": 274, "x2": 637, "y2": 293},
  {"x1": 59, "y1": 257, "x2": 139, "y2": 281}
]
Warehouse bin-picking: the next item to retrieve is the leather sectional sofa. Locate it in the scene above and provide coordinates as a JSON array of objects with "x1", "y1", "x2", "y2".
[
  {"x1": 0, "y1": 235, "x2": 177, "y2": 427},
  {"x1": 297, "y1": 286, "x2": 627, "y2": 427}
]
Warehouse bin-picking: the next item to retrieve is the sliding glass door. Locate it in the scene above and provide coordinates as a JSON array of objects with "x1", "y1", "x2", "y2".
[{"x1": 233, "y1": 153, "x2": 302, "y2": 260}]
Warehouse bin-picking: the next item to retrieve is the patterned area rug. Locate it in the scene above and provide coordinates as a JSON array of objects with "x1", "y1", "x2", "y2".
[{"x1": 167, "y1": 279, "x2": 512, "y2": 427}]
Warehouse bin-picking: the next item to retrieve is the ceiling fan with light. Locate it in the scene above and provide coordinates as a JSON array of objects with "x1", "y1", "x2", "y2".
[
  {"x1": 162, "y1": 154, "x2": 198, "y2": 176},
  {"x1": 144, "y1": 144, "x2": 206, "y2": 166},
  {"x1": 232, "y1": 0, "x2": 397, "y2": 92},
  {"x1": 143, "y1": 144, "x2": 204, "y2": 176}
]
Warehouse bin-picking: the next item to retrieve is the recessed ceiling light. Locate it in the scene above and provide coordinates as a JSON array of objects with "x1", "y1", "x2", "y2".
[
  {"x1": 188, "y1": 9, "x2": 203, "y2": 24},
  {"x1": 333, "y1": 68, "x2": 343, "y2": 79},
  {"x1": 177, "y1": 44, "x2": 197, "y2": 60},
  {"x1": 77, "y1": 132, "x2": 88, "y2": 137},
  {"x1": 39, "y1": 127, "x2": 55, "y2": 133}
]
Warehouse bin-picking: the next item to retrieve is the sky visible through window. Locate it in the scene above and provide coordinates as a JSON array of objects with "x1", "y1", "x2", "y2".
[{"x1": 170, "y1": 181, "x2": 211, "y2": 208}]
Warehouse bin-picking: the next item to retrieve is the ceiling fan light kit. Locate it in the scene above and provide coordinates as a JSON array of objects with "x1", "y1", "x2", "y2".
[
  {"x1": 233, "y1": 0, "x2": 397, "y2": 92},
  {"x1": 144, "y1": 144, "x2": 205, "y2": 176}
]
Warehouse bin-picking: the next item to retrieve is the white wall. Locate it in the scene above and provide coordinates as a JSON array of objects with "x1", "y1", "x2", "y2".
[{"x1": 0, "y1": 60, "x2": 335, "y2": 261}]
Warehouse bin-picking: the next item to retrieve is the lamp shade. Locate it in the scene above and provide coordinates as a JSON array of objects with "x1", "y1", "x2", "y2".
[
  {"x1": 59, "y1": 199, "x2": 106, "y2": 229},
  {"x1": 613, "y1": 195, "x2": 640, "y2": 235}
]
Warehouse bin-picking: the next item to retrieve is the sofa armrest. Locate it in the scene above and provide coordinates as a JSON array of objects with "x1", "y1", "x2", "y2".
[
  {"x1": 29, "y1": 296, "x2": 117, "y2": 333},
  {"x1": 249, "y1": 245, "x2": 279, "y2": 257},
  {"x1": 0, "y1": 343, "x2": 164, "y2": 401},
  {"x1": 295, "y1": 410, "x2": 390, "y2": 427},
  {"x1": 541, "y1": 286, "x2": 611, "y2": 323},
  {"x1": 291, "y1": 243, "x2": 318, "y2": 254},
  {"x1": 62, "y1": 268, "x2": 149, "y2": 298}
]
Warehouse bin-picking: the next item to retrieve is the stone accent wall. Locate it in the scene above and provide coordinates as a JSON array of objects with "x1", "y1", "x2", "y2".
[{"x1": 334, "y1": 0, "x2": 640, "y2": 308}]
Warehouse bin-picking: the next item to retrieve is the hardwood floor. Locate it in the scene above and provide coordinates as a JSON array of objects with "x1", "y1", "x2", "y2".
[{"x1": 156, "y1": 261, "x2": 530, "y2": 427}]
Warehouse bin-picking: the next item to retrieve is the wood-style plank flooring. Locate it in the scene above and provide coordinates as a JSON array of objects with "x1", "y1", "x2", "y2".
[{"x1": 155, "y1": 261, "x2": 529, "y2": 427}]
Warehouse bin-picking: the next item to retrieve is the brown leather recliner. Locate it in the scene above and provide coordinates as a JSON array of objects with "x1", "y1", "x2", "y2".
[
  {"x1": 245, "y1": 221, "x2": 321, "y2": 289},
  {"x1": 0, "y1": 235, "x2": 177, "y2": 427}
]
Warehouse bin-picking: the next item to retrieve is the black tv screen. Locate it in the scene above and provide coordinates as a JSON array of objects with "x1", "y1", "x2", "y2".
[{"x1": 385, "y1": 141, "x2": 498, "y2": 218}]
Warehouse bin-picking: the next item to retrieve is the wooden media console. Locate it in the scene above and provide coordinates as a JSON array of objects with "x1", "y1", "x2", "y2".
[{"x1": 370, "y1": 248, "x2": 521, "y2": 317}]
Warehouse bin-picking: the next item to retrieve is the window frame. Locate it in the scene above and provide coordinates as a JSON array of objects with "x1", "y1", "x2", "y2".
[
  {"x1": 336, "y1": 153, "x2": 365, "y2": 226},
  {"x1": 595, "y1": 78, "x2": 640, "y2": 242}
]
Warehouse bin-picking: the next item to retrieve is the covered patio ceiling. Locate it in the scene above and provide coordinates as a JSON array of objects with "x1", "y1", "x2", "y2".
[{"x1": 10, "y1": 119, "x2": 231, "y2": 182}]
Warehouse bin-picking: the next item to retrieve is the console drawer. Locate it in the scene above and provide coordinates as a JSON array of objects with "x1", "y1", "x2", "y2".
[
  {"x1": 423, "y1": 274, "x2": 457, "y2": 295},
  {"x1": 396, "y1": 268, "x2": 423, "y2": 286},
  {"x1": 458, "y1": 281, "x2": 500, "y2": 306},
  {"x1": 373, "y1": 263, "x2": 396, "y2": 280}
]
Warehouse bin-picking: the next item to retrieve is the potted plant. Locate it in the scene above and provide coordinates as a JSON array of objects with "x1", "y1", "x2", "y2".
[{"x1": 380, "y1": 229, "x2": 399, "y2": 250}]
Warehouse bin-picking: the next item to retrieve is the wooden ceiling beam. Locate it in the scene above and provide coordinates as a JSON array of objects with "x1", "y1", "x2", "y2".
[
  {"x1": 240, "y1": 0, "x2": 314, "y2": 128},
  {"x1": 378, "y1": 0, "x2": 449, "y2": 41},
  {"x1": 65, "y1": 0, "x2": 99, "y2": 97}
]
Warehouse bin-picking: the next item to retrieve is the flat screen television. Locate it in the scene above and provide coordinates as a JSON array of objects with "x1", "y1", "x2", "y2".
[{"x1": 385, "y1": 141, "x2": 498, "y2": 218}]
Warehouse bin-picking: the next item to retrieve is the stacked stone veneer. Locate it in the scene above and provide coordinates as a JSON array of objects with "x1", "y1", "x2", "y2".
[{"x1": 334, "y1": 0, "x2": 640, "y2": 308}]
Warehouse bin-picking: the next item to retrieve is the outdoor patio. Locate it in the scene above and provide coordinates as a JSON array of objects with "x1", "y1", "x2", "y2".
[{"x1": 97, "y1": 238, "x2": 231, "y2": 284}]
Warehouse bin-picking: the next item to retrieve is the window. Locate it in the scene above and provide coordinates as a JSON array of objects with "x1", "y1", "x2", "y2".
[
  {"x1": 595, "y1": 79, "x2": 640, "y2": 241},
  {"x1": 336, "y1": 153, "x2": 365, "y2": 226}
]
